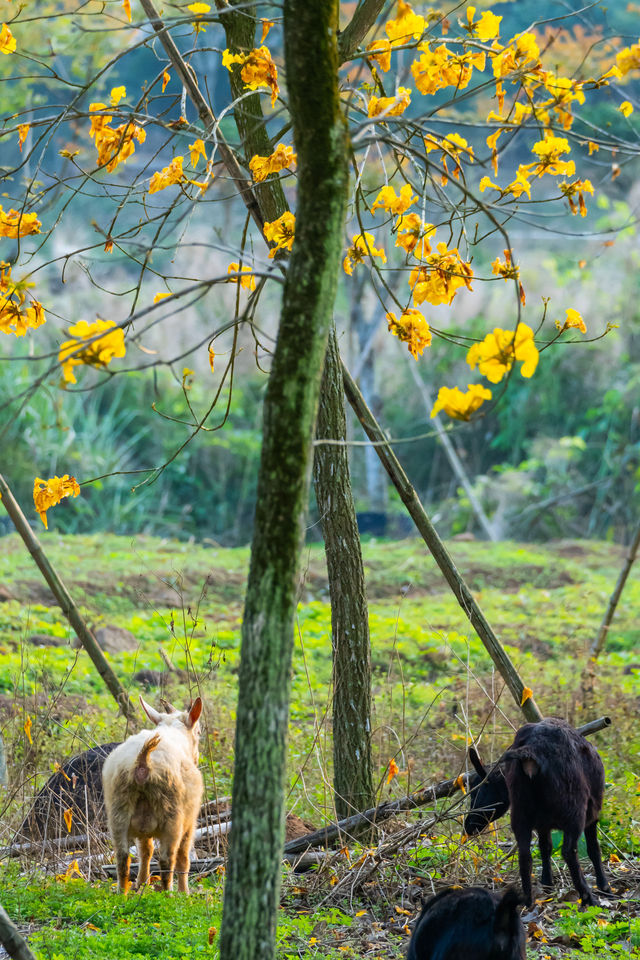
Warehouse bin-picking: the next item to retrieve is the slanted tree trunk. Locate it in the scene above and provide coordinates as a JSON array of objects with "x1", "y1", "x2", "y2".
[
  {"x1": 314, "y1": 325, "x2": 374, "y2": 818},
  {"x1": 218, "y1": 1, "x2": 348, "y2": 957}
]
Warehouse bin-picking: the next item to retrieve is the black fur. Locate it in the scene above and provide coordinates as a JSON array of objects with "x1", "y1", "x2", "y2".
[
  {"x1": 15, "y1": 742, "x2": 120, "y2": 842},
  {"x1": 465, "y1": 719, "x2": 610, "y2": 906},
  {"x1": 407, "y1": 886, "x2": 526, "y2": 960}
]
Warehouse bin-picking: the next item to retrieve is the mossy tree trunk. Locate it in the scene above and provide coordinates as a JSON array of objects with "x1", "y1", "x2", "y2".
[
  {"x1": 314, "y1": 326, "x2": 374, "y2": 818},
  {"x1": 218, "y1": 2, "x2": 348, "y2": 958},
  {"x1": 218, "y1": 1, "x2": 374, "y2": 820}
]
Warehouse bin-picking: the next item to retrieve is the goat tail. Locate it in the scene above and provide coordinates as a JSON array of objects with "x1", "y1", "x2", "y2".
[
  {"x1": 503, "y1": 745, "x2": 539, "y2": 779},
  {"x1": 134, "y1": 733, "x2": 161, "y2": 785}
]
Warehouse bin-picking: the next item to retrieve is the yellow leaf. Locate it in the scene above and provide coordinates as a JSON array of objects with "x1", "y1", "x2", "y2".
[
  {"x1": 454, "y1": 773, "x2": 467, "y2": 795},
  {"x1": 33, "y1": 475, "x2": 81, "y2": 527},
  {"x1": 208, "y1": 347, "x2": 215, "y2": 372},
  {"x1": 609, "y1": 853, "x2": 621, "y2": 863},
  {"x1": 386, "y1": 758, "x2": 399, "y2": 784},
  {"x1": 63, "y1": 808, "x2": 73, "y2": 833},
  {"x1": 261, "y1": 18, "x2": 274, "y2": 43},
  {"x1": 153, "y1": 292, "x2": 172, "y2": 303},
  {"x1": 355, "y1": 910, "x2": 367, "y2": 917},
  {"x1": 521, "y1": 686, "x2": 533, "y2": 705},
  {"x1": 59, "y1": 149, "x2": 80, "y2": 159},
  {"x1": 162, "y1": 70, "x2": 170, "y2": 92},
  {"x1": 122, "y1": 0, "x2": 132, "y2": 22},
  {"x1": 18, "y1": 124, "x2": 30, "y2": 152},
  {"x1": 24, "y1": 715, "x2": 32, "y2": 744}
]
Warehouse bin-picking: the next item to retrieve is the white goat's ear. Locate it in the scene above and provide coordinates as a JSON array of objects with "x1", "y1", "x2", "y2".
[
  {"x1": 140, "y1": 696, "x2": 163, "y2": 725},
  {"x1": 187, "y1": 697, "x2": 202, "y2": 728}
]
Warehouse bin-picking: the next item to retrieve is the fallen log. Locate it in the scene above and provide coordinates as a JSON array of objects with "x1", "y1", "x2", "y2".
[{"x1": 283, "y1": 715, "x2": 611, "y2": 855}]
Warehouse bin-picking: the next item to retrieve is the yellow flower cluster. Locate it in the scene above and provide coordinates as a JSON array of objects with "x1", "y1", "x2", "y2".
[
  {"x1": 559, "y1": 178, "x2": 593, "y2": 217},
  {"x1": 466, "y1": 322, "x2": 538, "y2": 383},
  {"x1": 385, "y1": 0, "x2": 425, "y2": 45},
  {"x1": 58, "y1": 318, "x2": 126, "y2": 384},
  {"x1": 424, "y1": 132, "x2": 474, "y2": 184},
  {"x1": 395, "y1": 215, "x2": 435, "y2": 257},
  {"x1": 249, "y1": 143, "x2": 296, "y2": 183},
  {"x1": 343, "y1": 233, "x2": 387, "y2": 276},
  {"x1": 89, "y1": 103, "x2": 146, "y2": 173},
  {"x1": 431, "y1": 384, "x2": 492, "y2": 420},
  {"x1": 263, "y1": 212, "x2": 295, "y2": 257},
  {"x1": 0, "y1": 206, "x2": 41, "y2": 238},
  {"x1": 368, "y1": 87, "x2": 411, "y2": 118},
  {"x1": 148, "y1": 156, "x2": 184, "y2": 194},
  {"x1": 490, "y1": 32, "x2": 540, "y2": 78},
  {"x1": 616, "y1": 41, "x2": 640, "y2": 75},
  {"x1": 227, "y1": 262, "x2": 256, "y2": 291},
  {"x1": 556, "y1": 308, "x2": 586, "y2": 334},
  {"x1": 409, "y1": 242, "x2": 473, "y2": 307},
  {"x1": 222, "y1": 45, "x2": 279, "y2": 107},
  {"x1": 33, "y1": 475, "x2": 80, "y2": 529},
  {"x1": 386, "y1": 308, "x2": 431, "y2": 359},
  {"x1": 371, "y1": 183, "x2": 416, "y2": 215},
  {"x1": 491, "y1": 249, "x2": 525, "y2": 305},
  {"x1": 0, "y1": 261, "x2": 45, "y2": 337},
  {"x1": 411, "y1": 45, "x2": 485, "y2": 96},
  {"x1": 0, "y1": 23, "x2": 15, "y2": 54}
]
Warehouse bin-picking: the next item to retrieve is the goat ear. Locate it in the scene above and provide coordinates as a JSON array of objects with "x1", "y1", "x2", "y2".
[
  {"x1": 469, "y1": 747, "x2": 487, "y2": 779},
  {"x1": 140, "y1": 696, "x2": 163, "y2": 725},
  {"x1": 494, "y1": 886, "x2": 524, "y2": 934},
  {"x1": 187, "y1": 697, "x2": 202, "y2": 727}
]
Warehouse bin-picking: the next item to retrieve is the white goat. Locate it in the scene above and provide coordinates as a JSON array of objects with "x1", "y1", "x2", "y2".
[{"x1": 102, "y1": 696, "x2": 203, "y2": 894}]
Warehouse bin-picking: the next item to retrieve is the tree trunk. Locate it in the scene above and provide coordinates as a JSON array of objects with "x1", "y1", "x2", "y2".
[
  {"x1": 314, "y1": 325, "x2": 374, "y2": 819},
  {"x1": 218, "y1": 1, "x2": 348, "y2": 957}
]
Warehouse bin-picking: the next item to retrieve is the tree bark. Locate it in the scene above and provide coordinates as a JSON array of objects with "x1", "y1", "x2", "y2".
[
  {"x1": 314, "y1": 325, "x2": 374, "y2": 818},
  {"x1": 218, "y1": 1, "x2": 348, "y2": 957},
  {"x1": 589, "y1": 520, "x2": 640, "y2": 660},
  {"x1": 0, "y1": 904, "x2": 37, "y2": 960}
]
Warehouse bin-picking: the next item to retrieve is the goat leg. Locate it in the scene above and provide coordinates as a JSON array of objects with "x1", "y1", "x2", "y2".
[
  {"x1": 135, "y1": 837, "x2": 154, "y2": 890},
  {"x1": 176, "y1": 834, "x2": 192, "y2": 894},
  {"x1": 515, "y1": 826, "x2": 534, "y2": 907},
  {"x1": 561, "y1": 830, "x2": 595, "y2": 905},
  {"x1": 158, "y1": 840, "x2": 179, "y2": 892},
  {"x1": 584, "y1": 821, "x2": 611, "y2": 893},
  {"x1": 538, "y1": 829, "x2": 554, "y2": 888},
  {"x1": 116, "y1": 849, "x2": 131, "y2": 895}
]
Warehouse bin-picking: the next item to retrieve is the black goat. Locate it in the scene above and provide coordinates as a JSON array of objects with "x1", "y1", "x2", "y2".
[
  {"x1": 15, "y1": 741, "x2": 120, "y2": 843},
  {"x1": 464, "y1": 719, "x2": 610, "y2": 906},
  {"x1": 407, "y1": 886, "x2": 526, "y2": 960}
]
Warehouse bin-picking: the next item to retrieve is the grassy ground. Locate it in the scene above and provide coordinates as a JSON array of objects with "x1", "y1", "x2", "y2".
[{"x1": 0, "y1": 533, "x2": 639, "y2": 958}]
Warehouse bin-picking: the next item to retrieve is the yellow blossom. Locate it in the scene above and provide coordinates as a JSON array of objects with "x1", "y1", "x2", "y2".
[
  {"x1": 366, "y1": 38, "x2": 391, "y2": 72},
  {"x1": 386, "y1": 758, "x2": 400, "y2": 783},
  {"x1": 263, "y1": 212, "x2": 295, "y2": 257},
  {"x1": 490, "y1": 32, "x2": 540, "y2": 78},
  {"x1": 386, "y1": 308, "x2": 431, "y2": 359},
  {"x1": 260, "y1": 19, "x2": 274, "y2": 43},
  {"x1": 343, "y1": 233, "x2": 386, "y2": 276},
  {"x1": 619, "y1": 100, "x2": 634, "y2": 117},
  {"x1": 559, "y1": 178, "x2": 593, "y2": 217},
  {"x1": 368, "y1": 87, "x2": 411, "y2": 118},
  {"x1": 431, "y1": 384, "x2": 492, "y2": 420},
  {"x1": 33, "y1": 475, "x2": 81, "y2": 529},
  {"x1": 466, "y1": 322, "x2": 538, "y2": 383},
  {"x1": 153, "y1": 292, "x2": 172, "y2": 303},
  {"x1": 466, "y1": 7, "x2": 502, "y2": 41},
  {"x1": 385, "y1": 0, "x2": 425, "y2": 46},
  {"x1": 412, "y1": 44, "x2": 485, "y2": 96},
  {"x1": 110, "y1": 86, "x2": 126, "y2": 106},
  {"x1": 227, "y1": 262, "x2": 256, "y2": 291},
  {"x1": 409, "y1": 242, "x2": 473, "y2": 306},
  {"x1": 491, "y1": 249, "x2": 525, "y2": 304},
  {"x1": 425, "y1": 132, "x2": 474, "y2": 183},
  {"x1": 188, "y1": 2, "x2": 210, "y2": 11},
  {"x1": 122, "y1": 0, "x2": 132, "y2": 21},
  {"x1": 0, "y1": 23, "x2": 16, "y2": 54},
  {"x1": 556, "y1": 308, "x2": 586, "y2": 334},
  {"x1": 162, "y1": 70, "x2": 171, "y2": 92},
  {"x1": 395, "y1": 215, "x2": 435, "y2": 258},
  {"x1": 222, "y1": 45, "x2": 279, "y2": 107},
  {"x1": 528, "y1": 134, "x2": 575, "y2": 177},
  {"x1": 249, "y1": 143, "x2": 296, "y2": 182},
  {"x1": 188, "y1": 139, "x2": 207, "y2": 168},
  {"x1": 88, "y1": 104, "x2": 146, "y2": 173},
  {"x1": 371, "y1": 183, "x2": 416, "y2": 215},
  {"x1": 0, "y1": 206, "x2": 41, "y2": 238},
  {"x1": 616, "y1": 41, "x2": 640, "y2": 76},
  {"x1": 58, "y1": 318, "x2": 126, "y2": 384},
  {"x1": 148, "y1": 156, "x2": 184, "y2": 193}
]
